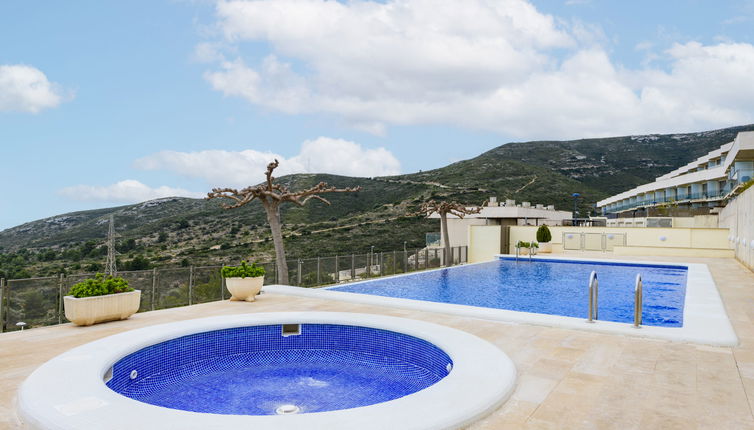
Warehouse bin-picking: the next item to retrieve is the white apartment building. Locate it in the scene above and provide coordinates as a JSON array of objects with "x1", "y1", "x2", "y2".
[{"x1": 598, "y1": 131, "x2": 754, "y2": 215}]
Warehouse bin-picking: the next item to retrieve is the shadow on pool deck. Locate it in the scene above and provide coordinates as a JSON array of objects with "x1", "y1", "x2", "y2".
[{"x1": 2, "y1": 254, "x2": 753, "y2": 429}]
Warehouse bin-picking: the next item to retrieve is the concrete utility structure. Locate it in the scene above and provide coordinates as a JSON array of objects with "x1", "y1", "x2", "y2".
[
  {"x1": 428, "y1": 197, "x2": 571, "y2": 248},
  {"x1": 597, "y1": 131, "x2": 754, "y2": 215}
]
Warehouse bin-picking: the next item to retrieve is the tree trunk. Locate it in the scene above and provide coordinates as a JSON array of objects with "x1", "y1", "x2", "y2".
[
  {"x1": 264, "y1": 202, "x2": 289, "y2": 284},
  {"x1": 440, "y1": 212, "x2": 452, "y2": 267}
]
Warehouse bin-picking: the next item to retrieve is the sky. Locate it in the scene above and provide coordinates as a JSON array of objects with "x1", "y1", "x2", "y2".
[{"x1": 2, "y1": 0, "x2": 754, "y2": 230}]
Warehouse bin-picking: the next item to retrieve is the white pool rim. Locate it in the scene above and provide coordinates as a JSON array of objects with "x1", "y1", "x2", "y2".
[{"x1": 18, "y1": 312, "x2": 516, "y2": 430}]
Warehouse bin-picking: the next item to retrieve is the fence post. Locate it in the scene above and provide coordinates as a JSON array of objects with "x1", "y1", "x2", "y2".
[
  {"x1": 334, "y1": 256, "x2": 339, "y2": 283},
  {"x1": 58, "y1": 274, "x2": 64, "y2": 325},
  {"x1": 380, "y1": 252, "x2": 384, "y2": 276},
  {"x1": 0, "y1": 278, "x2": 5, "y2": 333},
  {"x1": 2, "y1": 280, "x2": 8, "y2": 333},
  {"x1": 351, "y1": 254, "x2": 355, "y2": 280},
  {"x1": 414, "y1": 249, "x2": 419, "y2": 271},
  {"x1": 297, "y1": 259, "x2": 302, "y2": 286},
  {"x1": 188, "y1": 266, "x2": 194, "y2": 306},
  {"x1": 424, "y1": 248, "x2": 429, "y2": 269},
  {"x1": 393, "y1": 250, "x2": 397, "y2": 274},
  {"x1": 151, "y1": 268, "x2": 157, "y2": 311},
  {"x1": 404, "y1": 250, "x2": 408, "y2": 273},
  {"x1": 221, "y1": 271, "x2": 226, "y2": 300},
  {"x1": 316, "y1": 257, "x2": 321, "y2": 285}
]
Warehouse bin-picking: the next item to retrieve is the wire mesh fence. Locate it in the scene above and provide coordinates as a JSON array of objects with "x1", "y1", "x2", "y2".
[{"x1": 0, "y1": 246, "x2": 467, "y2": 332}]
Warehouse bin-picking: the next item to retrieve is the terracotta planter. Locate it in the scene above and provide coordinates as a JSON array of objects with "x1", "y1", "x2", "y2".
[
  {"x1": 226, "y1": 276, "x2": 264, "y2": 302},
  {"x1": 539, "y1": 243, "x2": 552, "y2": 253},
  {"x1": 64, "y1": 290, "x2": 141, "y2": 326}
]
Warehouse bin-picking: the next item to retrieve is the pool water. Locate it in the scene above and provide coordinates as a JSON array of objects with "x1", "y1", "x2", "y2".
[
  {"x1": 332, "y1": 258, "x2": 688, "y2": 327},
  {"x1": 106, "y1": 324, "x2": 452, "y2": 415}
]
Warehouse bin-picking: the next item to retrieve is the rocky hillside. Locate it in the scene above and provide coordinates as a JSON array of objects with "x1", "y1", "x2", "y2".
[
  {"x1": 1, "y1": 124, "x2": 752, "y2": 278},
  {"x1": 392, "y1": 124, "x2": 754, "y2": 209}
]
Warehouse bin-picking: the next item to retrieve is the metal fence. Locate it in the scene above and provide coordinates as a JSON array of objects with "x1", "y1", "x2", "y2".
[{"x1": 0, "y1": 246, "x2": 467, "y2": 332}]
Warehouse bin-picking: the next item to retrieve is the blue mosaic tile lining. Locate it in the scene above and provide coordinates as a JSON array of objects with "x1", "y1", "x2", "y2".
[{"x1": 106, "y1": 324, "x2": 453, "y2": 415}]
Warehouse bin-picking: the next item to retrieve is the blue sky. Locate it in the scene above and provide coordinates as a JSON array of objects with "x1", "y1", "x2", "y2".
[{"x1": 2, "y1": 0, "x2": 754, "y2": 231}]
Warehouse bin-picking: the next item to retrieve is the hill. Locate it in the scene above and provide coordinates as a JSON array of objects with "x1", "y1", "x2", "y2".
[
  {"x1": 1, "y1": 124, "x2": 752, "y2": 278},
  {"x1": 392, "y1": 124, "x2": 754, "y2": 210}
]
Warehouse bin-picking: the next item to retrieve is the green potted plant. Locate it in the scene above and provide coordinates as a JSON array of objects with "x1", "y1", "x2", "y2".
[
  {"x1": 221, "y1": 261, "x2": 266, "y2": 302},
  {"x1": 536, "y1": 225, "x2": 552, "y2": 253},
  {"x1": 515, "y1": 240, "x2": 539, "y2": 256},
  {"x1": 64, "y1": 274, "x2": 141, "y2": 326}
]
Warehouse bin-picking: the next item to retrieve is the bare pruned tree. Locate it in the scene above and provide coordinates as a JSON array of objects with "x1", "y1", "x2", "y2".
[
  {"x1": 419, "y1": 200, "x2": 482, "y2": 266},
  {"x1": 207, "y1": 159, "x2": 361, "y2": 285}
]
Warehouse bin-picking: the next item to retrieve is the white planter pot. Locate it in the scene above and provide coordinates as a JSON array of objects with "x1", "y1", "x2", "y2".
[
  {"x1": 539, "y1": 243, "x2": 552, "y2": 253},
  {"x1": 225, "y1": 276, "x2": 264, "y2": 302},
  {"x1": 64, "y1": 290, "x2": 141, "y2": 326}
]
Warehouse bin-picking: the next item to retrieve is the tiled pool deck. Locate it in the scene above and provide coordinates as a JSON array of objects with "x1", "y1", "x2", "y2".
[{"x1": 2, "y1": 254, "x2": 753, "y2": 429}]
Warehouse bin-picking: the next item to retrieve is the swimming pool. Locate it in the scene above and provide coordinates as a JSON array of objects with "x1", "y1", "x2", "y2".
[
  {"x1": 265, "y1": 256, "x2": 738, "y2": 346},
  {"x1": 331, "y1": 257, "x2": 687, "y2": 327}
]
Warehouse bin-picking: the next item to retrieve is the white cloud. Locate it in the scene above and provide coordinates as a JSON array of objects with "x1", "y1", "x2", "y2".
[
  {"x1": 59, "y1": 180, "x2": 204, "y2": 202},
  {"x1": 134, "y1": 137, "x2": 401, "y2": 187},
  {"x1": 198, "y1": 0, "x2": 754, "y2": 138},
  {"x1": 0, "y1": 65, "x2": 66, "y2": 113}
]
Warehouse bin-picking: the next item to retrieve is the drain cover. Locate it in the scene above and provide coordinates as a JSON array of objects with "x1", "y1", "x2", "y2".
[{"x1": 275, "y1": 404, "x2": 301, "y2": 415}]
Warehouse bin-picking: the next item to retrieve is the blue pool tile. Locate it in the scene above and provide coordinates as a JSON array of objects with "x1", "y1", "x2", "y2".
[{"x1": 107, "y1": 324, "x2": 452, "y2": 415}]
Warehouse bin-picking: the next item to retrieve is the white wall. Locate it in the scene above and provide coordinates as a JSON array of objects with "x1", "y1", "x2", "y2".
[
  {"x1": 442, "y1": 218, "x2": 487, "y2": 248},
  {"x1": 719, "y1": 185, "x2": 754, "y2": 270},
  {"x1": 468, "y1": 225, "x2": 501, "y2": 263}
]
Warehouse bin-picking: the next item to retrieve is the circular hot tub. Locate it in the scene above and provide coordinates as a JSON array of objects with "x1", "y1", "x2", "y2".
[{"x1": 18, "y1": 312, "x2": 516, "y2": 429}]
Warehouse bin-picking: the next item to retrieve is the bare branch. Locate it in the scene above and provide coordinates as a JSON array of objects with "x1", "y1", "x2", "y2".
[
  {"x1": 206, "y1": 187, "x2": 258, "y2": 209},
  {"x1": 299, "y1": 194, "x2": 331, "y2": 206},
  {"x1": 419, "y1": 200, "x2": 482, "y2": 218},
  {"x1": 207, "y1": 160, "x2": 361, "y2": 210},
  {"x1": 265, "y1": 159, "x2": 279, "y2": 191}
]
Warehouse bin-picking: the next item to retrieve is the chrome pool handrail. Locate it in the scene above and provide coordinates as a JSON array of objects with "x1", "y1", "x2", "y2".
[
  {"x1": 587, "y1": 270, "x2": 598, "y2": 323},
  {"x1": 633, "y1": 274, "x2": 643, "y2": 328}
]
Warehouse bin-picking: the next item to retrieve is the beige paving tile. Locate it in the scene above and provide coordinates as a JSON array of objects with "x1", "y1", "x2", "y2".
[
  {"x1": 639, "y1": 410, "x2": 699, "y2": 430},
  {"x1": 511, "y1": 374, "x2": 560, "y2": 404},
  {"x1": 470, "y1": 399, "x2": 539, "y2": 429},
  {"x1": 1, "y1": 254, "x2": 753, "y2": 429}
]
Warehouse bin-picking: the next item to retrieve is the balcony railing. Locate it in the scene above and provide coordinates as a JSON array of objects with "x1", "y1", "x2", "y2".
[
  {"x1": 605, "y1": 188, "x2": 736, "y2": 213},
  {"x1": 602, "y1": 166, "x2": 754, "y2": 214}
]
